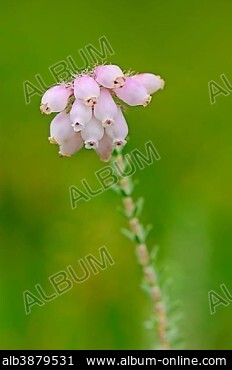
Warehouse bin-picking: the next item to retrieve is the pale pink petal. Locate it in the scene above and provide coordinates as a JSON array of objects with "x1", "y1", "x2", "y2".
[
  {"x1": 113, "y1": 77, "x2": 151, "y2": 107},
  {"x1": 132, "y1": 73, "x2": 165, "y2": 94},
  {"x1": 59, "y1": 132, "x2": 83, "y2": 157},
  {"x1": 94, "y1": 65, "x2": 125, "y2": 88},
  {"x1": 70, "y1": 99, "x2": 92, "y2": 132},
  {"x1": 81, "y1": 116, "x2": 104, "y2": 149},
  {"x1": 94, "y1": 88, "x2": 118, "y2": 127},
  {"x1": 41, "y1": 84, "x2": 72, "y2": 114},
  {"x1": 106, "y1": 107, "x2": 128, "y2": 146},
  {"x1": 49, "y1": 112, "x2": 74, "y2": 144},
  {"x1": 95, "y1": 132, "x2": 114, "y2": 162},
  {"x1": 74, "y1": 75, "x2": 100, "y2": 107}
]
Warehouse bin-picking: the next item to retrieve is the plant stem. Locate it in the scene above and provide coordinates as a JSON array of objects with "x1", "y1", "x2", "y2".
[{"x1": 111, "y1": 149, "x2": 170, "y2": 350}]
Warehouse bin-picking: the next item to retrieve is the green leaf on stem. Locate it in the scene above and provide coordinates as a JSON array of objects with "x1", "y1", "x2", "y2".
[
  {"x1": 134, "y1": 197, "x2": 144, "y2": 217},
  {"x1": 121, "y1": 227, "x2": 135, "y2": 241}
]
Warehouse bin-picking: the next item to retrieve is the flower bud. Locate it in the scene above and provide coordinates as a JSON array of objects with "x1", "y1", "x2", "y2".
[
  {"x1": 40, "y1": 84, "x2": 72, "y2": 114},
  {"x1": 59, "y1": 132, "x2": 83, "y2": 157},
  {"x1": 106, "y1": 107, "x2": 128, "y2": 146},
  {"x1": 113, "y1": 77, "x2": 151, "y2": 107},
  {"x1": 95, "y1": 132, "x2": 114, "y2": 162},
  {"x1": 49, "y1": 112, "x2": 74, "y2": 145},
  {"x1": 132, "y1": 73, "x2": 165, "y2": 94},
  {"x1": 70, "y1": 99, "x2": 92, "y2": 132},
  {"x1": 81, "y1": 116, "x2": 104, "y2": 149},
  {"x1": 94, "y1": 88, "x2": 118, "y2": 127},
  {"x1": 74, "y1": 75, "x2": 100, "y2": 107},
  {"x1": 94, "y1": 64, "x2": 125, "y2": 88}
]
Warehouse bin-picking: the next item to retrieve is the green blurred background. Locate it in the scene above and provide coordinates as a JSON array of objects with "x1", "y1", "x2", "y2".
[{"x1": 1, "y1": 0, "x2": 232, "y2": 349}]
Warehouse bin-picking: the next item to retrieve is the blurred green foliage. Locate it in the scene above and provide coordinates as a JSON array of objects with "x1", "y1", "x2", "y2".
[{"x1": 0, "y1": 0, "x2": 232, "y2": 349}]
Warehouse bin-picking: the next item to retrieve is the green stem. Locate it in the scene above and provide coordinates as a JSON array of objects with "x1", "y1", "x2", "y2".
[{"x1": 111, "y1": 149, "x2": 170, "y2": 350}]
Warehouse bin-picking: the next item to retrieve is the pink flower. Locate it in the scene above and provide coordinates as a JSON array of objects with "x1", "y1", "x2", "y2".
[
  {"x1": 94, "y1": 88, "x2": 118, "y2": 127},
  {"x1": 40, "y1": 64, "x2": 165, "y2": 161},
  {"x1": 81, "y1": 116, "x2": 104, "y2": 149},
  {"x1": 70, "y1": 99, "x2": 92, "y2": 132},
  {"x1": 95, "y1": 132, "x2": 114, "y2": 162},
  {"x1": 49, "y1": 112, "x2": 75, "y2": 145},
  {"x1": 132, "y1": 73, "x2": 165, "y2": 94},
  {"x1": 113, "y1": 77, "x2": 151, "y2": 107},
  {"x1": 40, "y1": 84, "x2": 72, "y2": 114},
  {"x1": 94, "y1": 64, "x2": 125, "y2": 88},
  {"x1": 74, "y1": 75, "x2": 100, "y2": 107},
  {"x1": 106, "y1": 107, "x2": 128, "y2": 146},
  {"x1": 59, "y1": 133, "x2": 83, "y2": 157}
]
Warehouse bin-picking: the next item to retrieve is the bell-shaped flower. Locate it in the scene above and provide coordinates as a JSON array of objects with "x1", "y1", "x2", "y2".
[
  {"x1": 70, "y1": 99, "x2": 92, "y2": 132},
  {"x1": 74, "y1": 75, "x2": 100, "y2": 107},
  {"x1": 59, "y1": 132, "x2": 83, "y2": 157},
  {"x1": 40, "y1": 84, "x2": 72, "y2": 114},
  {"x1": 95, "y1": 132, "x2": 114, "y2": 162},
  {"x1": 113, "y1": 77, "x2": 151, "y2": 107},
  {"x1": 94, "y1": 64, "x2": 125, "y2": 88},
  {"x1": 132, "y1": 73, "x2": 165, "y2": 94},
  {"x1": 94, "y1": 88, "x2": 118, "y2": 127},
  {"x1": 81, "y1": 116, "x2": 104, "y2": 149},
  {"x1": 106, "y1": 107, "x2": 128, "y2": 146},
  {"x1": 49, "y1": 112, "x2": 74, "y2": 145}
]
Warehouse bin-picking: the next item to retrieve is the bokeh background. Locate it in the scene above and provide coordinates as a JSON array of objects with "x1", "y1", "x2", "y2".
[{"x1": 1, "y1": 0, "x2": 232, "y2": 349}]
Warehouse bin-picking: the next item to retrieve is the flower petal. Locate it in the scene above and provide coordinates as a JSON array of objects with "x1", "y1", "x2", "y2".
[
  {"x1": 81, "y1": 116, "x2": 104, "y2": 149},
  {"x1": 70, "y1": 99, "x2": 92, "y2": 132},
  {"x1": 95, "y1": 132, "x2": 114, "y2": 162},
  {"x1": 94, "y1": 64, "x2": 125, "y2": 88},
  {"x1": 74, "y1": 75, "x2": 100, "y2": 107},
  {"x1": 132, "y1": 73, "x2": 165, "y2": 94},
  {"x1": 41, "y1": 84, "x2": 72, "y2": 114},
  {"x1": 59, "y1": 132, "x2": 83, "y2": 157},
  {"x1": 94, "y1": 88, "x2": 118, "y2": 127},
  {"x1": 113, "y1": 77, "x2": 151, "y2": 106},
  {"x1": 49, "y1": 112, "x2": 74, "y2": 144}
]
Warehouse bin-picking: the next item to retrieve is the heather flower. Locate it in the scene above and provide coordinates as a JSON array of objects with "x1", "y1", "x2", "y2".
[
  {"x1": 94, "y1": 88, "x2": 118, "y2": 127},
  {"x1": 74, "y1": 75, "x2": 100, "y2": 107},
  {"x1": 59, "y1": 133, "x2": 83, "y2": 157},
  {"x1": 80, "y1": 116, "x2": 104, "y2": 149},
  {"x1": 40, "y1": 84, "x2": 72, "y2": 114},
  {"x1": 132, "y1": 73, "x2": 165, "y2": 94},
  {"x1": 95, "y1": 132, "x2": 114, "y2": 162},
  {"x1": 113, "y1": 77, "x2": 151, "y2": 107},
  {"x1": 94, "y1": 64, "x2": 125, "y2": 88},
  {"x1": 70, "y1": 99, "x2": 92, "y2": 132},
  {"x1": 106, "y1": 107, "x2": 128, "y2": 146},
  {"x1": 49, "y1": 112, "x2": 75, "y2": 145},
  {"x1": 41, "y1": 63, "x2": 165, "y2": 160}
]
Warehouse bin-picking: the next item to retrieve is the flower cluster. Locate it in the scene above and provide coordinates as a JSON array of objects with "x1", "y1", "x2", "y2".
[{"x1": 40, "y1": 65, "x2": 164, "y2": 161}]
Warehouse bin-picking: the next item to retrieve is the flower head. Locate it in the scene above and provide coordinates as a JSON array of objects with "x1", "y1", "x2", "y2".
[{"x1": 40, "y1": 64, "x2": 164, "y2": 161}]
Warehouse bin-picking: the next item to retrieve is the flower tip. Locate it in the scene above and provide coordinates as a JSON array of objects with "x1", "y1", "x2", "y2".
[
  {"x1": 48, "y1": 136, "x2": 58, "y2": 145},
  {"x1": 102, "y1": 119, "x2": 114, "y2": 128},
  {"x1": 84, "y1": 140, "x2": 99, "y2": 149},
  {"x1": 113, "y1": 139, "x2": 127, "y2": 147},
  {"x1": 156, "y1": 76, "x2": 165, "y2": 89},
  {"x1": 85, "y1": 97, "x2": 97, "y2": 107},
  {"x1": 59, "y1": 151, "x2": 72, "y2": 157},
  {"x1": 143, "y1": 95, "x2": 152, "y2": 107},
  {"x1": 72, "y1": 122, "x2": 84, "y2": 132},
  {"x1": 114, "y1": 76, "x2": 125, "y2": 88},
  {"x1": 40, "y1": 103, "x2": 51, "y2": 115}
]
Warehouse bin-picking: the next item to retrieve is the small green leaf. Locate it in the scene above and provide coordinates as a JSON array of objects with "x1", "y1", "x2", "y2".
[
  {"x1": 134, "y1": 197, "x2": 144, "y2": 217},
  {"x1": 121, "y1": 228, "x2": 135, "y2": 241}
]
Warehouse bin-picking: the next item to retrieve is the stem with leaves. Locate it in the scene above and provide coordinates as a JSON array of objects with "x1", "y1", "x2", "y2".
[{"x1": 111, "y1": 147, "x2": 170, "y2": 350}]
